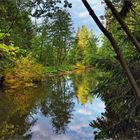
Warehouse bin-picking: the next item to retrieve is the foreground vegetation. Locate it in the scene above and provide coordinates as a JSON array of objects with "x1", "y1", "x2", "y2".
[{"x1": 90, "y1": 1, "x2": 140, "y2": 139}]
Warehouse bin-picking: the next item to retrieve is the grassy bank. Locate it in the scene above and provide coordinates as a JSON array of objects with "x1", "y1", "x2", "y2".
[{"x1": 3, "y1": 62, "x2": 87, "y2": 89}]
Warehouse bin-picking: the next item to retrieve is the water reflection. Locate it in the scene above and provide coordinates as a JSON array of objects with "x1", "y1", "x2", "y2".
[
  {"x1": 0, "y1": 70, "x2": 105, "y2": 140},
  {"x1": 71, "y1": 70, "x2": 97, "y2": 105}
]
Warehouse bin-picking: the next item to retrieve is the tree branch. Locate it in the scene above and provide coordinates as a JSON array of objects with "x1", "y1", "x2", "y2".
[{"x1": 105, "y1": 0, "x2": 140, "y2": 53}]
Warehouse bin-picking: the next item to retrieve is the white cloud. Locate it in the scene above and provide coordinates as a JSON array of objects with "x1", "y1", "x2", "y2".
[
  {"x1": 77, "y1": 109, "x2": 92, "y2": 115},
  {"x1": 96, "y1": 103, "x2": 105, "y2": 111},
  {"x1": 78, "y1": 11, "x2": 89, "y2": 18},
  {"x1": 69, "y1": 123, "x2": 89, "y2": 131},
  {"x1": 68, "y1": 0, "x2": 105, "y2": 35}
]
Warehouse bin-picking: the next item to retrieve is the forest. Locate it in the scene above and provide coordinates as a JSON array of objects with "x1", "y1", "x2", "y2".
[{"x1": 0, "y1": 0, "x2": 140, "y2": 140}]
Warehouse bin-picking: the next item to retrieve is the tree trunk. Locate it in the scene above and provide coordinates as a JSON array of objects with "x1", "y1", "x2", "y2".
[
  {"x1": 81, "y1": 0, "x2": 140, "y2": 104},
  {"x1": 105, "y1": 0, "x2": 140, "y2": 53}
]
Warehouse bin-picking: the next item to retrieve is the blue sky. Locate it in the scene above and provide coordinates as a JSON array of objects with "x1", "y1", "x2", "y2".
[
  {"x1": 68, "y1": 0, "x2": 105, "y2": 36},
  {"x1": 33, "y1": 0, "x2": 105, "y2": 36}
]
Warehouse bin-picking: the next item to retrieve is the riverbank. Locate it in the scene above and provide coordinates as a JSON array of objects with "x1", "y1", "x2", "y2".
[
  {"x1": 2, "y1": 65, "x2": 94, "y2": 89},
  {"x1": 47, "y1": 66, "x2": 95, "y2": 77}
]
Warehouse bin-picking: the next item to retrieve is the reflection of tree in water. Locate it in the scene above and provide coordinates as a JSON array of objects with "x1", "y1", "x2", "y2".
[
  {"x1": 0, "y1": 76, "x2": 74, "y2": 138},
  {"x1": 40, "y1": 76, "x2": 74, "y2": 134},
  {"x1": 0, "y1": 88, "x2": 42, "y2": 140},
  {"x1": 1, "y1": 72, "x2": 98, "y2": 139},
  {"x1": 71, "y1": 69, "x2": 96, "y2": 105},
  {"x1": 91, "y1": 77, "x2": 140, "y2": 139}
]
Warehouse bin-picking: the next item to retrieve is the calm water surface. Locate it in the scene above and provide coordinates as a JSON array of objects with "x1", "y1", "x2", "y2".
[{"x1": 0, "y1": 70, "x2": 105, "y2": 140}]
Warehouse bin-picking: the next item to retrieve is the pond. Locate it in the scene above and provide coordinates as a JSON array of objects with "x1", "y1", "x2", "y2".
[{"x1": 0, "y1": 69, "x2": 105, "y2": 140}]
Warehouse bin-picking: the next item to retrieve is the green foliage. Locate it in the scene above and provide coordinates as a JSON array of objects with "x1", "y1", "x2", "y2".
[
  {"x1": 32, "y1": 9, "x2": 74, "y2": 67},
  {"x1": 69, "y1": 26, "x2": 97, "y2": 66},
  {"x1": 58, "y1": 65, "x2": 75, "y2": 71},
  {"x1": 0, "y1": 0, "x2": 34, "y2": 49},
  {"x1": 0, "y1": 33, "x2": 20, "y2": 77},
  {"x1": 0, "y1": 3, "x2": 75, "y2": 88},
  {"x1": 17, "y1": 0, "x2": 72, "y2": 18},
  {"x1": 1, "y1": 0, "x2": 140, "y2": 139},
  {"x1": 32, "y1": 22, "x2": 55, "y2": 66},
  {"x1": 48, "y1": 9, "x2": 74, "y2": 66},
  {"x1": 0, "y1": 122, "x2": 17, "y2": 140},
  {"x1": 46, "y1": 67, "x2": 58, "y2": 73},
  {"x1": 0, "y1": 33, "x2": 46, "y2": 88},
  {"x1": 0, "y1": 32, "x2": 10, "y2": 39},
  {"x1": 15, "y1": 54, "x2": 46, "y2": 80},
  {"x1": 91, "y1": 1, "x2": 140, "y2": 139},
  {"x1": 5, "y1": 54, "x2": 46, "y2": 88}
]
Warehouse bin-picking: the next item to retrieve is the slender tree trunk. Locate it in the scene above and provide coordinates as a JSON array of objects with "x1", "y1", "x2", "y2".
[
  {"x1": 81, "y1": 0, "x2": 140, "y2": 104},
  {"x1": 105, "y1": 0, "x2": 140, "y2": 53}
]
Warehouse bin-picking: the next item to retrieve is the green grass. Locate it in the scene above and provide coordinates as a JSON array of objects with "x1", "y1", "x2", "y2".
[
  {"x1": 46, "y1": 67, "x2": 58, "y2": 73},
  {"x1": 46, "y1": 65, "x2": 76, "y2": 73}
]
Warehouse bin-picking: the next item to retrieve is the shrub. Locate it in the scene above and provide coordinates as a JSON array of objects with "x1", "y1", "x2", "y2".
[{"x1": 5, "y1": 54, "x2": 46, "y2": 88}]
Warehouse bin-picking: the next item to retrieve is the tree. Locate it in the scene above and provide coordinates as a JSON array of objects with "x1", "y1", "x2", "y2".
[
  {"x1": 32, "y1": 18, "x2": 55, "y2": 66},
  {"x1": 17, "y1": 0, "x2": 72, "y2": 18},
  {"x1": 105, "y1": 0, "x2": 140, "y2": 53},
  {"x1": 0, "y1": 0, "x2": 34, "y2": 49},
  {"x1": 50, "y1": 9, "x2": 73, "y2": 66},
  {"x1": 69, "y1": 26, "x2": 97, "y2": 65},
  {"x1": 32, "y1": 9, "x2": 73, "y2": 67}
]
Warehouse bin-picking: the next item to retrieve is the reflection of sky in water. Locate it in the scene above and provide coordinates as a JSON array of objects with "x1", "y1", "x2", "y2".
[{"x1": 27, "y1": 98, "x2": 105, "y2": 140}]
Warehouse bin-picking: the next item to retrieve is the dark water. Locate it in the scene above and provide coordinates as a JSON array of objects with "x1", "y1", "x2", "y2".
[{"x1": 0, "y1": 70, "x2": 105, "y2": 140}]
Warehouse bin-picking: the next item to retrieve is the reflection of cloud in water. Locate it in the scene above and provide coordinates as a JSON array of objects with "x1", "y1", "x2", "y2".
[
  {"x1": 85, "y1": 98, "x2": 105, "y2": 113},
  {"x1": 28, "y1": 98, "x2": 105, "y2": 140},
  {"x1": 30, "y1": 116, "x2": 91, "y2": 140},
  {"x1": 77, "y1": 109, "x2": 92, "y2": 115},
  {"x1": 69, "y1": 123, "x2": 89, "y2": 131}
]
